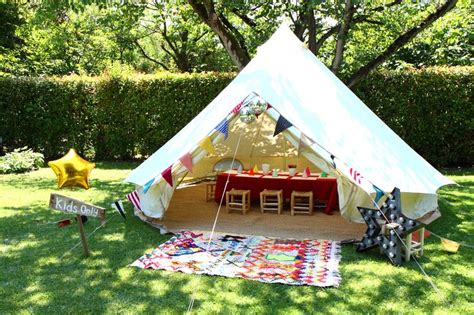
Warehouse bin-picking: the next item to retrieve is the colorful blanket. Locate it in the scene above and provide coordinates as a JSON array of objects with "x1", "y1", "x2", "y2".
[{"x1": 131, "y1": 230, "x2": 342, "y2": 287}]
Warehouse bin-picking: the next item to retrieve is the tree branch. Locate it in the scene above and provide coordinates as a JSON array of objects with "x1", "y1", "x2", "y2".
[
  {"x1": 160, "y1": 43, "x2": 178, "y2": 65},
  {"x1": 313, "y1": 0, "x2": 403, "y2": 54},
  {"x1": 293, "y1": 13, "x2": 306, "y2": 41},
  {"x1": 314, "y1": 26, "x2": 338, "y2": 54},
  {"x1": 230, "y1": 8, "x2": 257, "y2": 27},
  {"x1": 331, "y1": 0, "x2": 355, "y2": 73},
  {"x1": 161, "y1": 21, "x2": 179, "y2": 56},
  {"x1": 193, "y1": 29, "x2": 209, "y2": 43},
  {"x1": 363, "y1": 19, "x2": 384, "y2": 26},
  {"x1": 188, "y1": 0, "x2": 250, "y2": 70},
  {"x1": 293, "y1": 0, "x2": 311, "y2": 41},
  {"x1": 218, "y1": 12, "x2": 248, "y2": 54},
  {"x1": 134, "y1": 39, "x2": 169, "y2": 70},
  {"x1": 345, "y1": 0, "x2": 458, "y2": 88},
  {"x1": 368, "y1": 0, "x2": 403, "y2": 13}
]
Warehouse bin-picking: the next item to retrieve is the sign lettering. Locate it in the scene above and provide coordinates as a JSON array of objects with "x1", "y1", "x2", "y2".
[{"x1": 49, "y1": 193, "x2": 105, "y2": 221}]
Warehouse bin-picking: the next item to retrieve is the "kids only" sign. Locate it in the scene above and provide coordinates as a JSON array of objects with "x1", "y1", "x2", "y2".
[{"x1": 49, "y1": 193, "x2": 105, "y2": 221}]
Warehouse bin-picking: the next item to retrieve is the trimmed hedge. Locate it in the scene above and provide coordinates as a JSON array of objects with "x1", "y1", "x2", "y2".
[
  {"x1": 0, "y1": 72, "x2": 233, "y2": 160},
  {"x1": 0, "y1": 67, "x2": 472, "y2": 166},
  {"x1": 354, "y1": 67, "x2": 473, "y2": 167}
]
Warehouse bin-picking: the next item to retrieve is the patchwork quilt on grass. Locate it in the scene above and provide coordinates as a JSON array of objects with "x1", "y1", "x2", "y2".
[{"x1": 131, "y1": 230, "x2": 342, "y2": 287}]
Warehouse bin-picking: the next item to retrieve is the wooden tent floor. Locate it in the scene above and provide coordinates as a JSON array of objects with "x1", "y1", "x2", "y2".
[{"x1": 161, "y1": 183, "x2": 366, "y2": 241}]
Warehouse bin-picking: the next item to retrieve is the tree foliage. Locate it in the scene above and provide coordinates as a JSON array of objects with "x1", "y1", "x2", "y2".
[
  {"x1": 0, "y1": 2, "x2": 26, "y2": 75},
  {"x1": 0, "y1": 0, "x2": 471, "y2": 80}
]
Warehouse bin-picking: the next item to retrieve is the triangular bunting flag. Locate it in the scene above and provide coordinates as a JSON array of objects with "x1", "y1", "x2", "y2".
[
  {"x1": 179, "y1": 153, "x2": 193, "y2": 172},
  {"x1": 57, "y1": 219, "x2": 71, "y2": 228},
  {"x1": 253, "y1": 164, "x2": 259, "y2": 173},
  {"x1": 215, "y1": 118, "x2": 229, "y2": 139},
  {"x1": 349, "y1": 167, "x2": 364, "y2": 185},
  {"x1": 126, "y1": 190, "x2": 141, "y2": 211},
  {"x1": 266, "y1": 103, "x2": 272, "y2": 110},
  {"x1": 298, "y1": 133, "x2": 314, "y2": 156},
  {"x1": 111, "y1": 199, "x2": 126, "y2": 220},
  {"x1": 231, "y1": 101, "x2": 243, "y2": 114},
  {"x1": 373, "y1": 185, "x2": 384, "y2": 206},
  {"x1": 161, "y1": 165, "x2": 173, "y2": 187},
  {"x1": 143, "y1": 177, "x2": 155, "y2": 194},
  {"x1": 198, "y1": 136, "x2": 216, "y2": 155},
  {"x1": 441, "y1": 238, "x2": 460, "y2": 253},
  {"x1": 273, "y1": 115, "x2": 293, "y2": 136},
  {"x1": 330, "y1": 155, "x2": 337, "y2": 169},
  {"x1": 304, "y1": 167, "x2": 311, "y2": 177}
]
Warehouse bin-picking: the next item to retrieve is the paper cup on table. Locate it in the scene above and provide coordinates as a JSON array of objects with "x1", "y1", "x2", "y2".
[{"x1": 289, "y1": 168, "x2": 297, "y2": 176}]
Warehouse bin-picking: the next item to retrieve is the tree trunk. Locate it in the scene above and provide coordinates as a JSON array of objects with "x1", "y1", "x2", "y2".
[
  {"x1": 306, "y1": 6, "x2": 317, "y2": 53},
  {"x1": 188, "y1": 0, "x2": 250, "y2": 70},
  {"x1": 314, "y1": 26, "x2": 338, "y2": 54},
  {"x1": 134, "y1": 39, "x2": 170, "y2": 70},
  {"x1": 345, "y1": 0, "x2": 458, "y2": 88},
  {"x1": 331, "y1": 0, "x2": 355, "y2": 73}
]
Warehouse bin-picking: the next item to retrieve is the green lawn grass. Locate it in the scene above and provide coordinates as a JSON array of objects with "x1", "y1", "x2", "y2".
[{"x1": 1, "y1": 163, "x2": 472, "y2": 314}]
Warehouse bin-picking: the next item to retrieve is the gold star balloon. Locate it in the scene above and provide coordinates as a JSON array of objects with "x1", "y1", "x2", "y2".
[{"x1": 48, "y1": 149, "x2": 95, "y2": 189}]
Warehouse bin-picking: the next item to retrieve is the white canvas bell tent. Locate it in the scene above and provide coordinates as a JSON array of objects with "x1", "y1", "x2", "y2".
[{"x1": 125, "y1": 25, "x2": 454, "y2": 224}]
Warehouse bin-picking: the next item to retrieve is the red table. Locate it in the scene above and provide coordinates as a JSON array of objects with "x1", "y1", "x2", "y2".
[{"x1": 214, "y1": 171, "x2": 339, "y2": 214}]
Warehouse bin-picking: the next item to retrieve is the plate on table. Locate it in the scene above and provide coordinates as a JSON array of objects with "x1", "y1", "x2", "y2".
[{"x1": 262, "y1": 175, "x2": 289, "y2": 179}]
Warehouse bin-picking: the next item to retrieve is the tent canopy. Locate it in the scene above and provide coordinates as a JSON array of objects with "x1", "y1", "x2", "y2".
[{"x1": 125, "y1": 25, "x2": 453, "y2": 222}]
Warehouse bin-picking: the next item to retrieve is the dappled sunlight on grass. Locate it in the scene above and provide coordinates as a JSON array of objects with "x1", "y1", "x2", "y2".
[{"x1": 0, "y1": 163, "x2": 472, "y2": 313}]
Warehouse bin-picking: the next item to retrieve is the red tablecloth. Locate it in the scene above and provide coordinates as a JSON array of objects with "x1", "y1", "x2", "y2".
[{"x1": 214, "y1": 172, "x2": 338, "y2": 214}]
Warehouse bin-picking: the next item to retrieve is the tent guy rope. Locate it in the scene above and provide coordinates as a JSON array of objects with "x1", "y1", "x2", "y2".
[
  {"x1": 187, "y1": 133, "x2": 243, "y2": 313},
  {"x1": 367, "y1": 196, "x2": 450, "y2": 307},
  {"x1": 59, "y1": 212, "x2": 117, "y2": 261}
]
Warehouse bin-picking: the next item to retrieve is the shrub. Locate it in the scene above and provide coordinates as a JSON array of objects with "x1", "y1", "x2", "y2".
[
  {"x1": 0, "y1": 147, "x2": 44, "y2": 174},
  {"x1": 353, "y1": 66, "x2": 473, "y2": 167},
  {"x1": 0, "y1": 67, "x2": 472, "y2": 166}
]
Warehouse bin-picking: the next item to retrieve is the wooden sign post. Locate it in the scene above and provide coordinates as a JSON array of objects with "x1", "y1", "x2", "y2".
[{"x1": 49, "y1": 193, "x2": 106, "y2": 257}]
